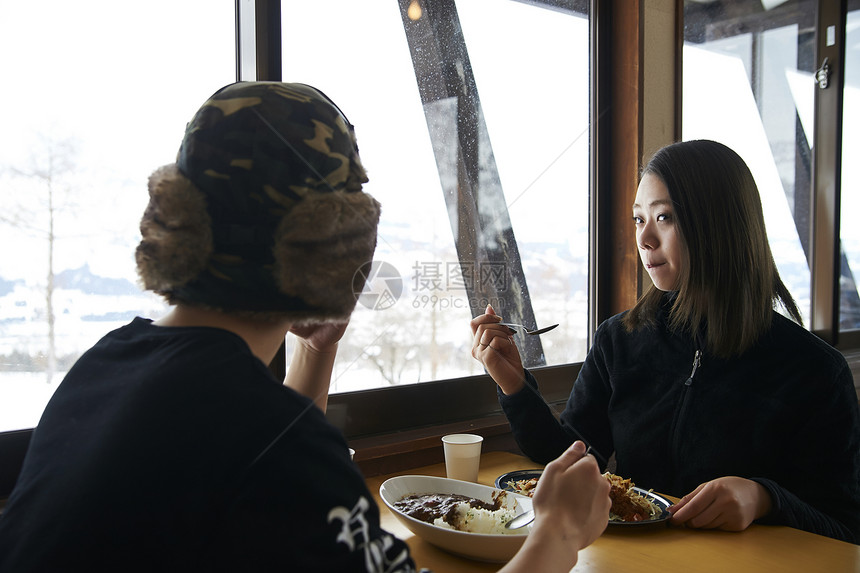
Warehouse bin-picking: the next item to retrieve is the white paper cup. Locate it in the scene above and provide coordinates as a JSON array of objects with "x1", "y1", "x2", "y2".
[{"x1": 442, "y1": 434, "x2": 483, "y2": 482}]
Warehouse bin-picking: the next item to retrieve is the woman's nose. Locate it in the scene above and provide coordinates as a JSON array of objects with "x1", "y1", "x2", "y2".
[{"x1": 637, "y1": 224, "x2": 658, "y2": 250}]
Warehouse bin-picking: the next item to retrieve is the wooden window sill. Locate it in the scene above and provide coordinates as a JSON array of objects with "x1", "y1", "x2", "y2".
[{"x1": 349, "y1": 413, "x2": 522, "y2": 477}]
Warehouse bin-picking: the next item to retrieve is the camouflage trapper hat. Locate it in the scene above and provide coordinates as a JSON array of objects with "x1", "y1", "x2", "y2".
[{"x1": 135, "y1": 81, "x2": 380, "y2": 322}]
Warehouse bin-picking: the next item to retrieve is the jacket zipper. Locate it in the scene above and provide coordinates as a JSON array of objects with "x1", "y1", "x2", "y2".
[{"x1": 685, "y1": 350, "x2": 701, "y2": 386}]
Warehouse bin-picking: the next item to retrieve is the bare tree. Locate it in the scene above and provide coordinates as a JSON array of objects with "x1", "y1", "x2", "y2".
[
  {"x1": 3, "y1": 135, "x2": 79, "y2": 383},
  {"x1": 364, "y1": 340, "x2": 422, "y2": 386}
]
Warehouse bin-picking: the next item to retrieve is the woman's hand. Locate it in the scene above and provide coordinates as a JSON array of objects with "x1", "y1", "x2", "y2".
[
  {"x1": 501, "y1": 441, "x2": 610, "y2": 573},
  {"x1": 668, "y1": 476, "x2": 773, "y2": 531},
  {"x1": 469, "y1": 304, "x2": 526, "y2": 394}
]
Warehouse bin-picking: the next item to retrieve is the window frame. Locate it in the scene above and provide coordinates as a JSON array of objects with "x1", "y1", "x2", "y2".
[{"x1": 810, "y1": 0, "x2": 850, "y2": 345}]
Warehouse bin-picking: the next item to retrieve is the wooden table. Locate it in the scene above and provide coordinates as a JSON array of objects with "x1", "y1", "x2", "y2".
[{"x1": 366, "y1": 451, "x2": 860, "y2": 572}]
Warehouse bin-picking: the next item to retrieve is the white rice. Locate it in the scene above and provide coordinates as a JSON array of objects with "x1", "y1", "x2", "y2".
[{"x1": 431, "y1": 501, "x2": 519, "y2": 535}]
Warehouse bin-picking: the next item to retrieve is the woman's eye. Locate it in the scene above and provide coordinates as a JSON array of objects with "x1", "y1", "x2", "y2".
[
  {"x1": 657, "y1": 213, "x2": 672, "y2": 222},
  {"x1": 632, "y1": 215, "x2": 643, "y2": 224}
]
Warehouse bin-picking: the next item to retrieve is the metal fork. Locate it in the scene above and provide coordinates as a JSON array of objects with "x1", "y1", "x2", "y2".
[{"x1": 499, "y1": 322, "x2": 559, "y2": 336}]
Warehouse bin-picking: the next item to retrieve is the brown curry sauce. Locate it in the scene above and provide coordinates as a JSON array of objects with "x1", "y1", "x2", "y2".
[{"x1": 393, "y1": 492, "x2": 503, "y2": 529}]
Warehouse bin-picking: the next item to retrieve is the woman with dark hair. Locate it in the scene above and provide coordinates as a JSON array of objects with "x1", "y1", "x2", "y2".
[
  {"x1": 624, "y1": 139, "x2": 802, "y2": 356},
  {"x1": 470, "y1": 139, "x2": 860, "y2": 544}
]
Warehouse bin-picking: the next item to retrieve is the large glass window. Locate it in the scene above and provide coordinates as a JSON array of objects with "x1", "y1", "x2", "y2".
[
  {"x1": 683, "y1": 0, "x2": 817, "y2": 325},
  {"x1": 281, "y1": 0, "x2": 591, "y2": 392},
  {"x1": 683, "y1": 0, "x2": 860, "y2": 340},
  {"x1": 0, "y1": 1, "x2": 235, "y2": 432},
  {"x1": 684, "y1": 0, "x2": 860, "y2": 337},
  {"x1": 841, "y1": 6, "x2": 860, "y2": 330}
]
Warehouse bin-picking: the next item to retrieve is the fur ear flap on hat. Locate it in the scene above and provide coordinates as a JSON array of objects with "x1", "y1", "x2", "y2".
[
  {"x1": 273, "y1": 191, "x2": 381, "y2": 319},
  {"x1": 135, "y1": 164, "x2": 213, "y2": 295}
]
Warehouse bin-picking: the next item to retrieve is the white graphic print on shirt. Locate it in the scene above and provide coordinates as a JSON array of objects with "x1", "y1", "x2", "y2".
[{"x1": 328, "y1": 496, "x2": 414, "y2": 572}]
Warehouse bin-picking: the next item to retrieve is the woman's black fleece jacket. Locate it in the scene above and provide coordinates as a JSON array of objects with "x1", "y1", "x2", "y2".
[{"x1": 499, "y1": 303, "x2": 860, "y2": 544}]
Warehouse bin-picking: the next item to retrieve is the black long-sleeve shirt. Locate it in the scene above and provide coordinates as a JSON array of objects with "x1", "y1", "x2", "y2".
[
  {"x1": 500, "y1": 304, "x2": 860, "y2": 544},
  {"x1": 0, "y1": 318, "x2": 415, "y2": 572}
]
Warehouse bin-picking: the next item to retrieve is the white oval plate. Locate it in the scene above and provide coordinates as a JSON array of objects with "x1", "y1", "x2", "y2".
[{"x1": 379, "y1": 475, "x2": 533, "y2": 563}]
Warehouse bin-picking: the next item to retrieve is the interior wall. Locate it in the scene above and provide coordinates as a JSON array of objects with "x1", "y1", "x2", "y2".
[{"x1": 635, "y1": 0, "x2": 679, "y2": 296}]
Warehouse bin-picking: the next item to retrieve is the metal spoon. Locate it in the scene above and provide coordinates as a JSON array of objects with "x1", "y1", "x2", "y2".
[
  {"x1": 499, "y1": 322, "x2": 559, "y2": 336},
  {"x1": 505, "y1": 508, "x2": 535, "y2": 530}
]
